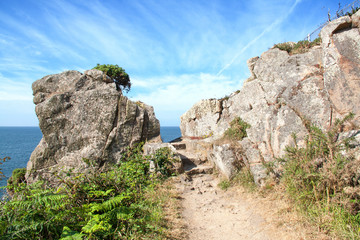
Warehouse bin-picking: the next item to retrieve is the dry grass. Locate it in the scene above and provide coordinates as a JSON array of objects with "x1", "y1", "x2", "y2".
[
  {"x1": 157, "y1": 178, "x2": 188, "y2": 240},
  {"x1": 230, "y1": 183, "x2": 333, "y2": 239}
]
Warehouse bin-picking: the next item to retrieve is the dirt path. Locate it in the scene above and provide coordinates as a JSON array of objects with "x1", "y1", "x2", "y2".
[
  {"x1": 176, "y1": 172, "x2": 272, "y2": 240},
  {"x1": 172, "y1": 144, "x2": 327, "y2": 240}
]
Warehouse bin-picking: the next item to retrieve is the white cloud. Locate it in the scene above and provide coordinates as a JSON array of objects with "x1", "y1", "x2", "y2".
[
  {"x1": 0, "y1": 0, "x2": 326, "y2": 126},
  {"x1": 130, "y1": 73, "x2": 243, "y2": 125},
  {"x1": 0, "y1": 74, "x2": 33, "y2": 101}
]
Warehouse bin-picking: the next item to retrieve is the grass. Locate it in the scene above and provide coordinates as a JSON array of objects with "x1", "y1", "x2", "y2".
[
  {"x1": 276, "y1": 113, "x2": 360, "y2": 238},
  {"x1": 274, "y1": 37, "x2": 321, "y2": 55},
  {"x1": 225, "y1": 113, "x2": 360, "y2": 238},
  {"x1": 217, "y1": 167, "x2": 257, "y2": 192},
  {"x1": 218, "y1": 179, "x2": 231, "y2": 190}
]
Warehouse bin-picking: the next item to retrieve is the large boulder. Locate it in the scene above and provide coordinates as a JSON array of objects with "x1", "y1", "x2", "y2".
[
  {"x1": 180, "y1": 12, "x2": 360, "y2": 183},
  {"x1": 26, "y1": 69, "x2": 161, "y2": 184}
]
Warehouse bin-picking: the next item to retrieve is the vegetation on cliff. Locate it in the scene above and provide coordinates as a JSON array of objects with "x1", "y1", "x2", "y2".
[
  {"x1": 0, "y1": 144, "x2": 178, "y2": 239},
  {"x1": 223, "y1": 117, "x2": 251, "y2": 141},
  {"x1": 230, "y1": 113, "x2": 360, "y2": 238},
  {"x1": 274, "y1": 37, "x2": 321, "y2": 55},
  {"x1": 278, "y1": 113, "x2": 360, "y2": 238},
  {"x1": 93, "y1": 64, "x2": 131, "y2": 92}
]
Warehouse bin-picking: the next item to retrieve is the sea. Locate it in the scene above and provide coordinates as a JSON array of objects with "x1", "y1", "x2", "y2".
[{"x1": 0, "y1": 126, "x2": 181, "y2": 197}]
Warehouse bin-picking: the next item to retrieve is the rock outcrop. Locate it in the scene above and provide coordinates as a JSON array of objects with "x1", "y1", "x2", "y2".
[
  {"x1": 26, "y1": 69, "x2": 161, "y2": 184},
  {"x1": 180, "y1": 11, "x2": 360, "y2": 184},
  {"x1": 143, "y1": 142, "x2": 184, "y2": 174}
]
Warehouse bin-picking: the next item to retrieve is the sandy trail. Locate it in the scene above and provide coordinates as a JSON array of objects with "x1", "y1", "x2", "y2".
[
  {"x1": 172, "y1": 147, "x2": 327, "y2": 240},
  {"x1": 176, "y1": 172, "x2": 271, "y2": 240}
]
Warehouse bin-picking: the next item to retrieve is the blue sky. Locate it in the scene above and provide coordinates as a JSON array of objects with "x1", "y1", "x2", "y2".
[{"x1": 0, "y1": 0, "x2": 353, "y2": 126}]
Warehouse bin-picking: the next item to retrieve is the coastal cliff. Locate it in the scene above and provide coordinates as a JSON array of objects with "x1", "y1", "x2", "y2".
[
  {"x1": 26, "y1": 69, "x2": 161, "y2": 184},
  {"x1": 180, "y1": 11, "x2": 360, "y2": 184}
]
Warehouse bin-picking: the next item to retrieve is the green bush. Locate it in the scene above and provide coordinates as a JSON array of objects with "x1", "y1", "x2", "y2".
[
  {"x1": 279, "y1": 113, "x2": 360, "y2": 238},
  {"x1": 223, "y1": 117, "x2": 251, "y2": 141},
  {"x1": 149, "y1": 147, "x2": 177, "y2": 178},
  {"x1": 93, "y1": 64, "x2": 131, "y2": 92},
  {"x1": 274, "y1": 37, "x2": 321, "y2": 55},
  {"x1": 6, "y1": 168, "x2": 26, "y2": 195},
  {"x1": 7, "y1": 168, "x2": 26, "y2": 185},
  {"x1": 0, "y1": 144, "x2": 177, "y2": 239}
]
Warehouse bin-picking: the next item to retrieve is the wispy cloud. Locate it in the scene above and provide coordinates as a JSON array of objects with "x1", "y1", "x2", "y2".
[
  {"x1": 0, "y1": 74, "x2": 33, "y2": 101},
  {"x1": 130, "y1": 72, "x2": 242, "y2": 125},
  {"x1": 0, "y1": 0, "x2": 327, "y2": 126},
  {"x1": 217, "y1": 0, "x2": 303, "y2": 76}
]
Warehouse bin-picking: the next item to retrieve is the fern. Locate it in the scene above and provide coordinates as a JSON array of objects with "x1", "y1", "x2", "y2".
[
  {"x1": 0, "y1": 142, "x2": 174, "y2": 239},
  {"x1": 89, "y1": 194, "x2": 129, "y2": 213}
]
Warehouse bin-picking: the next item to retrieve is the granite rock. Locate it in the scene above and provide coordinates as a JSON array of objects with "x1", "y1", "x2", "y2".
[
  {"x1": 27, "y1": 69, "x2": 161, "y2": 184},
  {"x1": 180, "y1": 12, "x2": 360, "y2": 183}
]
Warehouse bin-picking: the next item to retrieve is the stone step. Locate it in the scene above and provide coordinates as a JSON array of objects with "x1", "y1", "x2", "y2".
[
  {"x1": 176, "y1": 149, "x2": 206, "y2": 165},
  {"x1": 186, "y1": 165, "x2": 214, "y2": 176},
  {"x1": 171, "y1": 142, "x2": 186, "y2": 150}
]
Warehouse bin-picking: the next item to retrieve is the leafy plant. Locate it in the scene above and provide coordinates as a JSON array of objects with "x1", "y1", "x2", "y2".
[
  {"x1": 93, "y1": 64, "x2": 131, "y2": 92},
  {"x1": 223, "y1": 117, "x2": 251, "y2": 141},
  {"x1": 6, "y1": 168, "x2": 26, "y2": 196},
  {"x1": 0, "y1": 144, "x2": 177, "y2": 239},
  {"x1": 149, "y1": 147, "x2": 177, "y2": 178},
  {"x1": 279, "y1": 113, "x2": 360, "y2": 238},
  {"x1": 7, "y1": 168, "x2": 26, "y2": 186}
]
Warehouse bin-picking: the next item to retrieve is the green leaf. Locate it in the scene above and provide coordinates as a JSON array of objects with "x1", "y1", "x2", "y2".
[{"x1": 60, "y1": 226, "x2": 85, "y2": 240}]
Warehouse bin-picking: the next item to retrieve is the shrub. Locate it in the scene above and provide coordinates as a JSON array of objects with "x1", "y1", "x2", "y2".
[
  {"x1": 6, "y1": 168, "x2": 26, "y2": 195},
  {"x1": 149, "y1": 147, "x2": 177, "y2": 178},
  {"x1": 0, "y1": 143, "x2": 177, "y2": 239},
  {"x1": 274, "y1": 37, "x2": 321, "y2": 55},
  {"x1": 223, "y1": 117, "x2": 251, "y2": 141},
  {"x1": 279, "y1": 113, "x2": 360, "y2": 238},
  {"x1": 93, "y1": 64, "x2": 131, "y2": 92},
  {"x1": 346, "y1": 7, "x2": 360, "y2": 16},
  {"x1": 7, "y1": 168, "x2": 26, "y2": 186}
]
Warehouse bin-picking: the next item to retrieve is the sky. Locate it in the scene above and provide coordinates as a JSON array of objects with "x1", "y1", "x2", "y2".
[{"x1": 0, "y1": 0, "x2": 355, "y2": 126}]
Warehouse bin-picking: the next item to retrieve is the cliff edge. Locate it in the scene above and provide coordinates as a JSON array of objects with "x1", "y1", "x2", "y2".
[{"x1": 180, "y1": 11, "x2": 360, "y2": 184}]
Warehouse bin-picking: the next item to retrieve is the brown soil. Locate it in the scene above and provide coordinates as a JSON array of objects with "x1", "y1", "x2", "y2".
[{"x1": 170, "y1": 147, "x2": 330, "y2": 240}]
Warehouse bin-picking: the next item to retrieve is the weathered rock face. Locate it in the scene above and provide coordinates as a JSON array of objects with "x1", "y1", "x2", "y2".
[
  {"x1": 181, "y1": 11, "x2": 360, "y2": 184},
  {"x1": 208, "y1": 144, "x2": 237, "y2": 179},
  {"x1": 27, "y1": 69, "x2": 161, "y2": 184},
  {"x1": 321, "y1": 14, "x2": 360, "y2": 123}
]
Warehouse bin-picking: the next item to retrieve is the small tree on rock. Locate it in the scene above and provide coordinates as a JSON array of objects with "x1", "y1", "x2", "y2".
[{"x1": 93, "y1": 64, "x2": 131, "y2": 92}]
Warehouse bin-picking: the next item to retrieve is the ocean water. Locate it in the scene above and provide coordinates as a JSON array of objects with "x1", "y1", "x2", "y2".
[
  {"x1": 160, "y1": 126, "x2": 181, "y2": 143},
  {"x1": 0, "y1": 126, "x2": 181, "y2": 196},
  {"x1": 0, "y1": 127, "x2": 42, "y2": 197}
]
